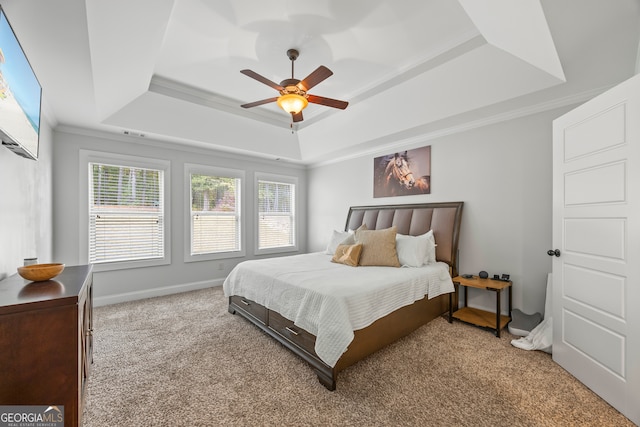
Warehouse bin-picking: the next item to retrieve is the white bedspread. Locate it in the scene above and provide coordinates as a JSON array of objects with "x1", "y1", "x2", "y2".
[{"x1": 223, "y1": 252, "x2": 454, "y2": 367}]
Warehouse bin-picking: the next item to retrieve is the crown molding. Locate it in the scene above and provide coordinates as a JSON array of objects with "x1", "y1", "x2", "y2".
[
  {"x1": 54, "y1": 124, "x2": 306, "y2": 168},
  {"x1": 55, "y1": 81, "x2": 614, "y2": 169},
  {"x1": 308, "y1": 84, "x2": 613, "y2": 168},
  {"x1": 148, "y1": 76, "x2": 297, "y2": 130}
]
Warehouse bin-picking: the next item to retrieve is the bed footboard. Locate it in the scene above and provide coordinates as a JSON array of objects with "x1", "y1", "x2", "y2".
[
  {"x1": 228, "y1": 292, "x2": 451, "y2": 390},
  {"x1": 228, "y1": 295, "x2": 337, "y2": 389}
]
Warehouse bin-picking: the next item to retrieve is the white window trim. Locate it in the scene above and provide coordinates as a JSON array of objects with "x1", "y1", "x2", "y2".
[
  {"x1": 255, "y1": 172, "x2": 298, "y2": 256},
  {"x1": 79, "y1": 150, "x2": 171, "y2": 272},
  {"x1": 184, "y1": 164, "x2": 246, "y2": 263}
]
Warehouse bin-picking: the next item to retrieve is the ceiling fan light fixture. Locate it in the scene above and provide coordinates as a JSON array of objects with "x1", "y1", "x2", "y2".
[{"x1": 277, "y1": 93, "x2": 308, "y2": 114}]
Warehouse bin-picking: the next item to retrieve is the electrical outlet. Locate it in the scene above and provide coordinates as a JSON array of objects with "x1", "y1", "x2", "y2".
[{"x1": 218, "y1": 262, "x2": 225, "y2": 271}]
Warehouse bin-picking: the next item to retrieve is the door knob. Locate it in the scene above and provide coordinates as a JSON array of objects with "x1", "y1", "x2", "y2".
[{"x1": 547, "y1": 249, "x2": 561, "y2": 257}]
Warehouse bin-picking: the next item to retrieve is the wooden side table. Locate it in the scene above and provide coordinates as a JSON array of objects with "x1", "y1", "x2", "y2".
[{"x1": 449, "y1": 275, "x2": 512, "y2": 337}]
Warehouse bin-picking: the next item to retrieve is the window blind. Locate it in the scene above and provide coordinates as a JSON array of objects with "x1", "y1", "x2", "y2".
[
  {"x1": 258, "y1": 180, "x2": 295, "y2": 249},
  {"x1": 190, "y1": 174, "x2": 241, "y2": 255},
  {"x1": 89, "y1": 163, "x2": 164, "y2": 263}
]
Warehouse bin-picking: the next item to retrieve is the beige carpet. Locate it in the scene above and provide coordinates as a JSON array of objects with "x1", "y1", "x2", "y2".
[{"x1": 83, "y1": 287, "x2": 633, "y2": 426}]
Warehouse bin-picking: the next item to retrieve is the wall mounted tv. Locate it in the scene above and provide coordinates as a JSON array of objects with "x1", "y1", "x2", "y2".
[{"x1": 0, "y1": 6, "x2": 41, "y2": 160}]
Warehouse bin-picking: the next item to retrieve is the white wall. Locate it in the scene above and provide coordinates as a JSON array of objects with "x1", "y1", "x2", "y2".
[
  {"x1": 0, "y1": 119, "x2": 53, "y2": 280},
  {"x1": 308, "y1": 107, "x2": 573, "y2": 316},
  {"x1": 11, "y1": 105, "x2": 568, "y2": 315},
  {"x1": 52, "y1": 128, "x2": 307, "y2": 306}
]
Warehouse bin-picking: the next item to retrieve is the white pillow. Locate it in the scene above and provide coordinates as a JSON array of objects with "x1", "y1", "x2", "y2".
[
  {"x1": 325, "y1": 230, "x2": 355, "y2": 254},
  {"x1": 395, "y1": 233, "x2": 428, "y2": 267},
  {"x1": 423, "y1": 230, "x2": 437, "y2": 264}
]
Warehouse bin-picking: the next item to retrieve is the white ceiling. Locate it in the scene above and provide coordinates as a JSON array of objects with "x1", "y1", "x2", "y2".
[{"x1": 3, "y1": 0, "x2": 639, "y2": 164}]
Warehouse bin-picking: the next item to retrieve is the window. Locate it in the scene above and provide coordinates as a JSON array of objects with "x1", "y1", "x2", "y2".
[
  {"x1": 89, "y1": 163, "x2": 164, "y2": 263},
  {"x1": 80, "y1": 151, "x2": 171, "y2": 271},
  {"x1": 256, "y1": 173, "x2": 297, "y2": 254},
  {"x1": 185, "y1": 164, "x2": 244, "y2": 262}
]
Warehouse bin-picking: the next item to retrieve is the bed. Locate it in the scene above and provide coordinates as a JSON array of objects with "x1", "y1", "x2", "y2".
[{"x1": 224, "y1": 202, "x2": 464, "y2": 390}]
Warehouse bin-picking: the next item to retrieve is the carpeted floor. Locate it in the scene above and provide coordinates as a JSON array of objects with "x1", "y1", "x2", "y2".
[{"x1": 82, "y1": 286, "x2": 633, "y2": 426}]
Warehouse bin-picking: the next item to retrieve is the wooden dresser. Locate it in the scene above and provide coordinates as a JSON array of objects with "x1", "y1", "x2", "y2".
[{"x1": 0, "y1": 264, "x2": 93, "y2": 427}]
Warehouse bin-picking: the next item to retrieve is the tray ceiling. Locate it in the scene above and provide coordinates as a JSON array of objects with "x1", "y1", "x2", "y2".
[{"x1": 3, "y1": 0, "x2": 639, "y2": 164}]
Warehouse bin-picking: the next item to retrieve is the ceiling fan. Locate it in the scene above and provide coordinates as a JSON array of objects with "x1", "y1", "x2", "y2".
[{"x1": 240, "y1": 49, "x2": 348, "y2": 123}]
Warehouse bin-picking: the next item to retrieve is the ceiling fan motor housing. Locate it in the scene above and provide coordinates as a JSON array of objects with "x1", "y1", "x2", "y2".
[{"x1": 279, "y1": 78, "x2": 307, "y2": 97}]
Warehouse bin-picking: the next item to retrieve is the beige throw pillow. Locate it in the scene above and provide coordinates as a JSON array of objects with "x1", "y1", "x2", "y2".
[
  {"x1": 331, "y1": 243, "x2": 363, "y2": 267},
  {"x1": 355, "y1": 227, "x2": 401, "y2": 267}
]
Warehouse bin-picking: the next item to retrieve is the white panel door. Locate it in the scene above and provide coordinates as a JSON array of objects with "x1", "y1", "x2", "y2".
[{"x1": 552, "y1": 73, "x2": 640, "y2": 425}]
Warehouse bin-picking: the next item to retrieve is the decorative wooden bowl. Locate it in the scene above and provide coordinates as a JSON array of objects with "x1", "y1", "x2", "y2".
[{"x1": 17, "y1": 263, "x2": 65, "y2": 282}]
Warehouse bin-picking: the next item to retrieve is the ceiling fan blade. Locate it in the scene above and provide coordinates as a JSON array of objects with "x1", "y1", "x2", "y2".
[
  {"x1": 240, "y1": 69, "x2": 284, "y2": 91},
  {"x1": 298, "y1": 66, "x2": 333, "y2": 91},
  {"x1": 307, "y1": 94, "x2": 349, "y2": 110},
  {"x1": 292, "y1": 112, "x2": 304, "y2": 122},
  {"x1": 241, "y1": 97, "x2": 278, "y2": 108}
]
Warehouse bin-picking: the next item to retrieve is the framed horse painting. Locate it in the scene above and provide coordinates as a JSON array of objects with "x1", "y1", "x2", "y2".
[{"x1": 373, "y1": 145, "x2": 431, "y2": 198}]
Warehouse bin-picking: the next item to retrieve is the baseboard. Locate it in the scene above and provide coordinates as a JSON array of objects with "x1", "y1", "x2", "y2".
[{"x1": 94, "y1": 279, "x2": 224, "y2": 307}]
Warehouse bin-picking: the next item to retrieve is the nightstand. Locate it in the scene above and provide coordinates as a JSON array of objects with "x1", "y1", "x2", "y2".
[{"x1": 450, "y1": 275, "x2": 512, "y2": 337}]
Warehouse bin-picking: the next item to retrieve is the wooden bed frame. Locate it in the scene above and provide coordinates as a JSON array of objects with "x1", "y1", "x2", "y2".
[{"x1": 228, "y1": 202, "x2": 464, "y2": 390}]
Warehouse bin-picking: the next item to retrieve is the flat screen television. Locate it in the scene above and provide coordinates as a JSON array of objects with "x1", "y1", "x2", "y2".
[{"x1": 0, "y1": 6, "x2": 41, "y2": 160}]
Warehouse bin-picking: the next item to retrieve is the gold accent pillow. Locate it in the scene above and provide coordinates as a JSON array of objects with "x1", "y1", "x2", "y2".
[
  {"x1": 331, "y1": 243, "x2": 363, "y2": 267},
  {"x1": 355, "y1": 226, "x2": 401, "y2": 267}
]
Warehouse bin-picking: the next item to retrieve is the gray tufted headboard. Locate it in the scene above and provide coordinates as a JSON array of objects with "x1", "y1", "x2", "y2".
[{"x1": 345, "y1": 202, "x2": 464, "y2": 277}]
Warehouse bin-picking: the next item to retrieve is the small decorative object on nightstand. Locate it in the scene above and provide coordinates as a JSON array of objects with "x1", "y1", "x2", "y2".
[{"x1": 449, "y1": 274, "x2": 512, "y2": 337}]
